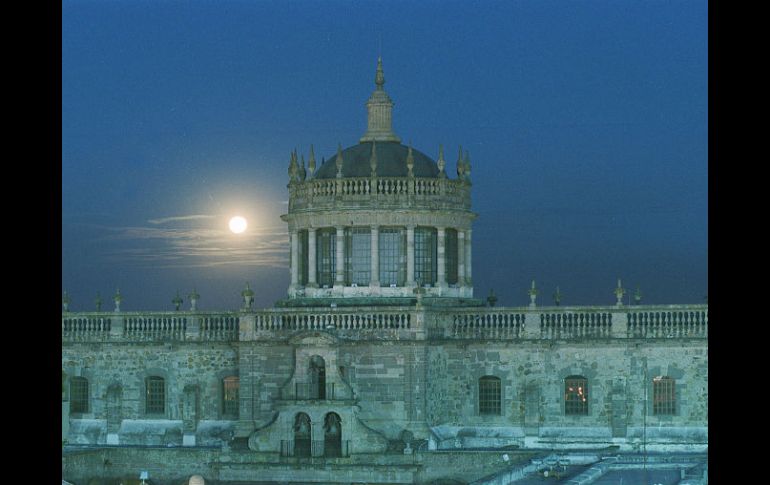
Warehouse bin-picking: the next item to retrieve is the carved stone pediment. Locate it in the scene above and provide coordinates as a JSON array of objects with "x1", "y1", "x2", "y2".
[{"x1": 289, "y1": 330, "x2": 338, "y2": 347}]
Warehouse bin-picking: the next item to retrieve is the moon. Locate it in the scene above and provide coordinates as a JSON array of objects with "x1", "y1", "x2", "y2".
[{"x1": 228, "y1": 216, "x2": 247, "y2": 234}]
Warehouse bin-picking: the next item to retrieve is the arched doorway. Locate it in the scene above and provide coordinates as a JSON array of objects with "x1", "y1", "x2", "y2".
[
  {"x1": 293, "y1": 412, "x2": 311, "y2": 457},
  {"x1": 309, "y1": 355, "x2": 326, "y2": 399},
  {"x1": 324, "y1": 412, "x2": 342, "y2": 457}
]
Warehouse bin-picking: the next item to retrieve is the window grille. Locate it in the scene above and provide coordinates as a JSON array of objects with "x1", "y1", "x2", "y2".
[
  {"x1": 414, "y1": 227, "x2": 437, "y2": 285},
  {"x1": 70, "y1": 377, "x2": 89, "y2": 414},
  {"x1": 379, "y1": 227, "x2": 405, "y2": 286},
  {"x1": 345, "y1": 227, "x2": 371, "y2": 285},
  {"x1": 445, "y1": 229, "x2": 458, "y2": 284},
  {"x1": 223, "y1": 376, "x2": 239, "y2": 417},
  {"x1": 298, "y1": 230, "x2": 308, "y2": 285},
  {"x1": 146, "y1": 376, "x2": 165, "y2": 414},
  {"x1": 653, "y1": 376, "x2": 676, "y2": 415},
  {"x1": 565, "y1": 376, "x2": 588, "y2": 415},
  {"x1": 317, "y1": 228, "x2": 336, "y2": 287},
  {"x1": 479, "y1": 376, "x2": 501, "y2": 415}
]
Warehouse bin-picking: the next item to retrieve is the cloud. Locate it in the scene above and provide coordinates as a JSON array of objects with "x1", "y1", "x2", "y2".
[{"x1": 147, "y1": 214, "x2": 216, "y2": 225}]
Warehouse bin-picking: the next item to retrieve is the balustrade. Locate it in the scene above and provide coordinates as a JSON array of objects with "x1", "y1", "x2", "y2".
[
  {"x1": 539, "y1": 312, "x2": 613, "y2": 339},
  {"x1": 627, "y1": 309, "x2": 708, "y2": 338}
]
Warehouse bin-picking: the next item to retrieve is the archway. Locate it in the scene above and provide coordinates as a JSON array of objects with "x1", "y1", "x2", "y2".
[
  {"x1": 293, "y1": 412, "x2": 311, "y2": 457},
  {"x1": 324, "y1": 412, "x2": 342, "y2": 457},
  {"x1": 309, "y1": 355, "x2": 326, "y2": 399}
]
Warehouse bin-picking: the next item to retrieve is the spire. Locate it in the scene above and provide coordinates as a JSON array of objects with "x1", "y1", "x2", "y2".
[
  {"x1": 299, "y1": 154, "x2": 307, "y2": 181},
  {"x1": 370, "y1": 141, "x2": 378, "y2": 177},
  {"x1": 360, "y1": 57, "x2": 401, "y2": 143},
  {"x1": 406, "y1": 142, "x2": 414, "y2": 177},
  {"x1": 288, "y1": 150, "x2": 298, "y2": 183},
  {"x1": 436, "y1": 144, "x2": 446, "y2": 178},
  {"x1": 335, "y1": 143, "x2": 344, "y2": 178},
  {"x1": 464, "y1": 150, "x2": 472, "y2": 181},
  {"x1": 308, "y1": 144, "x2": 316, "y2": 177},
  {"x1": 456, "y1": 146, "x2": 465, "y2": 178}
]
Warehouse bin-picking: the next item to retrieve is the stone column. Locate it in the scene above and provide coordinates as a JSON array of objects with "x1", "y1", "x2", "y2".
[
  {"x1": 335, "y1": 226, "x2": 345, "y2": 288},
  {"x1": 308, "y1": 228, "x2": 317, "y2": 287},
  {"x1": 465, "y1": 229, "x2": 472, "y2": 287},
  {"x1": 406, "y1": 225, "x2": 416, "y2": 287},
  {"x1": 436, "y1": 227, "x2": 447, "y2": 288},
  {"x1": 457, "y1": 230, "x2": 466, "y2": 286},
  {"x1": 290, "y1": 230, "x2": 299, "y2": 290},
  {"x1": 370, "y1": 225, "x2": 380, "y2": 288}
]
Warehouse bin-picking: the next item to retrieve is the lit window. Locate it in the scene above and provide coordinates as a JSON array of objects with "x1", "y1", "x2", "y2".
[
  {"x1": 223, "y1": 376, "x2": 239, "y2": 418},
  {"x1": 479, "y1": 376, "x2": 501, "y2": 415},
  {"x1": 565, "y1": 376, "x2": 588, "y2": 415},
  {"x1": 653, "y1": 376, "x2": 675, "y2": 415},
  {"x1": 146, "y1": 376, "x2": 165, "y2": 415},
  {"x1": 70, "y1": 377, "x2": 89, "y2": 414}
]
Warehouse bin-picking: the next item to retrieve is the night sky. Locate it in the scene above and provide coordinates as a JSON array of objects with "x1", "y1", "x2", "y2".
[{"x1": 62, "y1": 0, "x2": 707, "y2": 312}]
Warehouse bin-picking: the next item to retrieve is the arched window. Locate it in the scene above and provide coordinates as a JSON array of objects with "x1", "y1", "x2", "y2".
[
  {"x1": 222, "y1": 376, "x2": 239, "y2": 418},
  {"x1": 145, "y1": 376, "x2": 165, "y2": 415},
  {"x1": 324, "y1": 412, "x2": 342, "y2": 457},
  {"x1": 653, "y1": 376, "x2": 676, "y2": 415},
  {"x1": 70, "y1": 377, "x2": 89, "y2": 414},
  {"x1": 293, "y1": 412, "x2": 312, "y2": 457},
  {"x1": 565, "y1": 375, "x2": 588, "y2": 415},
  {"x1": 309, "y1": 355, "x2": 326, "y2": 400},
  {"x1": 479, "y1": 376, "x2": 501, "y2": 415}
]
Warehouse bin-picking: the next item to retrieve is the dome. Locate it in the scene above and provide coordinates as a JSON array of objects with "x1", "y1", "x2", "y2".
[{"x1": 313, "y1": 141, "x2": 440, "y2": 179}]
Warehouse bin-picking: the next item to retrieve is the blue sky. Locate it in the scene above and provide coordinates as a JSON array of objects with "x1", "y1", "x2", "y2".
[{"x1": 62, "y1": 0, "x2": 707, "y2": 311}]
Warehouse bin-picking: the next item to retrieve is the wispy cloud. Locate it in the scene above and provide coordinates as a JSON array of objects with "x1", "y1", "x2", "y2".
[{"x1": 148, "y1": 214, "x2": 216, "y2": 225}]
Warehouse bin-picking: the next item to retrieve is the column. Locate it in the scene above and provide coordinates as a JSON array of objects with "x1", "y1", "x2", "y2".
[
  {"x1": 370, "y1": 225, "x2": 380, "y2": 287},
  {"x1": 290, "y1": 230, "x2": 299, "y2": 289},
  {"x1": 436, "y1": 227, "x2": 447, "y2": 288},
  {"x1": 465, "y1": 228, "x2": 472, "y2": 287},
  {"x1": 308, "y1": 228, "x2": 317, "y2": 287},
  {"x1": 457, "y1": 230, "x2": 466, "y2": 286},
  {"x1": 406, "y1": 225, "x2": 415, "y2": 287},
  {"x1": 335, "y1": 226, "x2": 345, "y2": 287}
]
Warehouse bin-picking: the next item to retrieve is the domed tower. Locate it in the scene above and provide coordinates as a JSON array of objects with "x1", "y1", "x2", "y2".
[{"x1": 281, "y1": 58, "x2": 476, "y2": 305}]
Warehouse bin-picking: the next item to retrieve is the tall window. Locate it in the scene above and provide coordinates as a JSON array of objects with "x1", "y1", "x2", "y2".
[
  {"x1": 70, "y1": 377, "x2": 89, "y2": 414},
  {"x1": 298, "y1": 230, "x2": 308, "y2": 285},
  {"x1": 445, "y1": 229, "x2": 458, "y2": 284},
  {"x1": 317, "y1": 228, "x2": 336, "y2": 287},
  {"x1": 345, "y1": 227, "x2": 371, "y2": 285},
  {"x1": 479, "y1": 376, "x2": 501, "y2": 415},
  {"x1": 222, "y1": 376, "x2": 240, "y2": 418},
  {"x1": 653, "y1": 376, "x2": 675, "y2": 415},
  {"x1": 293, "y1": 413, "x2": 312, "y2": 457},
  {"x1": 146, "y1": 376, "x2": 165, "y2": 415},
  {"x1": 565, "y1": 376, "x2": 588, "y2": 415},
  {"x1": 414, "y1": 227, "x2": 437, "y2": 285},
  {"x1": 379, "y1": 227, "x2": 405, "y2": 286}
]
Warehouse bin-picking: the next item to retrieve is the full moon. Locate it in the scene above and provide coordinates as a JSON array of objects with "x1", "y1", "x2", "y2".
[{"x1": 228, "y1": 216, "x2": 248, "y2": 234}]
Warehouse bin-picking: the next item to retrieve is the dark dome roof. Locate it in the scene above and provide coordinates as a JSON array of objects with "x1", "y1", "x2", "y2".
[{"x1": 314, "y1": 142, "x2": 439, "y2": 179}]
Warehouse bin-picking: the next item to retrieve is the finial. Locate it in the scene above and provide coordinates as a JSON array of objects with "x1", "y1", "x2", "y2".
[
  {"x1": 242, "y1": 282, "x2": 255, "y2": 310},
  {"x1": 614, "y1": 279, "x2": 626, "y2": 306},
  {"x1": 528, "y1": 280, "x2": 538, "y2": 308},
  {"x1": 288, "y1": 150, "x2": 298, "y2": 183},
  {"x1": 95, "y1": 292, "x2": 102, "y2": 312},
  {"x1": 188, "y1": 288, "x2": 200, "y2": 311},
  {"x1": 299, "y1": 154, "x2": 306, "y2": 181},
  {"x1": 62, "y1": 291, "x2": 70, "y2": 313},
  {"x1": 634, "y1": 286, "x2": 642, "y2": 305},
  {"x1": 464, "y1": 150, "x2": 471, "y2": 181},
  {"x1": 437, "y1": 144, "x2": 446, "y2": 178},
  {"x1": 172, "y1": 291, "x2": 183, "y2": 311},
  {"x1": 553, "y1": 286, "x2": 561, "y2": 306},
  {"x1": 456, "y1": 146, "x2": 465, "y2": 177},
  {"x1": 308, "y1": 144, "x2": 316, "y2": 177},
  {"x1": 113, "y1": 288, "x2": 122, "y2": 312},
  {"x1": 375, "y1": 56, "x2": 385, "y2": 89},
  {"x1": 406, "y1": 142, "x2": 414, "y2": 177},
  {"x1": 370, "y1": 141, "x2": 378, "y2": 177},
  {"x1": 335, "y1": 143, "x2": 344, "y2": 178},
  {"x1": 487, "y1": 289, "x2": 498, "y2": 307}
]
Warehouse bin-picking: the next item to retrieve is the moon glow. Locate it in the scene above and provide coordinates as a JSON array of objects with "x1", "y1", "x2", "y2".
[{"x1": 229, "y1": 216, "x2": 248, "y2": 234}]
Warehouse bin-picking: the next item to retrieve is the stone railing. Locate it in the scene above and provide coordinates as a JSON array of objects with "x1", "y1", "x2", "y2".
[
  {"x1": 289, "y1": 176, "x2": 471, "y2": 212},
  {"x1": 63, "y1": 305, "x2": 707, "y2": 343}
]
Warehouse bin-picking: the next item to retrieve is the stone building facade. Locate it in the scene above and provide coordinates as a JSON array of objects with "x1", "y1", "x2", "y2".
[{"x1": 62, "y1": 59, "x2": 707, "y2": 484}]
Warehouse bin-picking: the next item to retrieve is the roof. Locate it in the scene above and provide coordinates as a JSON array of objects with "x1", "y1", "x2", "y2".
[{"x1": 314, "y1": 141, "x2": 439, "y2": 179}]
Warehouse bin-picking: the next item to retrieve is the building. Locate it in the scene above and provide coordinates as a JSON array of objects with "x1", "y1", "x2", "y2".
[{"x1": 62, "y1": 59, "x2": 708, "y2": 485}]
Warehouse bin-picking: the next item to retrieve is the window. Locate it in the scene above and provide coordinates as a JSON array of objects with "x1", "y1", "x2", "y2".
[
  {"x1": 223, "y1": 376, "x2": 240, "y2": 418},
  {"x1": 379, "y1": 227, "x2": 405, "y2": 286},
  {"x1": 565, "y1": 376, "x2": 588, "y2": 415},
  {"x1": 653, "y1": 376, "x2": 675, "y2": 415},
  {"x1": 70, "y1": 377, "x2": 89, "y2": 414},
  {"x1": 146, "y1": 376, "x2": 165, "y2": 414},
  {"x1": 317, "y1": 228, "x2": 336, "y2": 287},
  {"x1": 345, "y1": 227, "x2": 371, "y2": 285},
  {"x1": 414, "y1": 227, "x2": 437, "y2": 285},
  {"x1": 479, "y1": 376, "x2": 501, "y2": 415},
  {"x1": 298, "y1": 230, "x2": 308, "y2": 285},
  {"x1": 445, "y1": 229, "x2": 458, "y2": 284}
]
